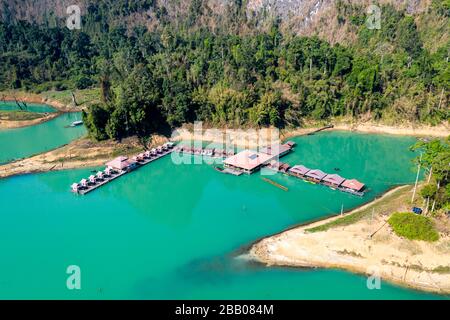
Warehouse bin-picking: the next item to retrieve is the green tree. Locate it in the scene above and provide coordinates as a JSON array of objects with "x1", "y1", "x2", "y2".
[{"x1": 82, "y1": 104, "x2": 109, "y2": 141}]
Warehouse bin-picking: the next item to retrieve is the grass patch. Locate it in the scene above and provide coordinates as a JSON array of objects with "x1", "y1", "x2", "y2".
[
  {"x1": 43, "y1": 88, "x2": 101, "y2": 107},
  {"x1": 388, "y1": 212, "x2": 439, "y2": 242},
  {"x1": 432, "y1": 265, "x2": 450, "y2": 274},
  {"x1": 306, "y1": 186, "x2": 410, "y2": 233},
  {"x1": 0, "y1": 110, "x2": 46, "y2": 121}
]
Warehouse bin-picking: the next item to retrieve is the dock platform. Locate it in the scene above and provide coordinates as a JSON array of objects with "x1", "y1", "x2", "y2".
[
  {"x1": 214, "y1": 166, "x2": 243, "y2": 176},
  {"x1": 72, "y1": 146, "x2": 174, "y2": 195},
  {"x1": 77, "y1": 171, "x2": 127, "y2": 195}
]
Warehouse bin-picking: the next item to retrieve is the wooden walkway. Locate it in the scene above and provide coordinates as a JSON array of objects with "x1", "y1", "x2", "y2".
[
  {"x1": 75, "y1": 149, "x2": 173, "y2": 195},
  {"x1": 78, "y1": 171, "x2": 127, "y2": 195}
]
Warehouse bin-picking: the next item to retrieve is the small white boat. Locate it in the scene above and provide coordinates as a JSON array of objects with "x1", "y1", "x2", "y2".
[{"x1": 71, "y1": 120, "x2": 83, "y2": 127}]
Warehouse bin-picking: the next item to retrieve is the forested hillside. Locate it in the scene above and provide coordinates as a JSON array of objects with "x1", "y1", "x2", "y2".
[{"x1": 0, "y1": 0, "x2": 448, "y2": 142}]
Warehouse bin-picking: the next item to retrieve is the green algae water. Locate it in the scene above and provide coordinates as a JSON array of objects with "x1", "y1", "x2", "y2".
[
  {"x1": 0, "y1": 101, "x2": 57, "y2": 113},
  {"x1": 0, "y1": 131, "x2": 444, "y2": 299},
  {"x1": 0, "y1": 111, "x2": 86, "y2": 164}
]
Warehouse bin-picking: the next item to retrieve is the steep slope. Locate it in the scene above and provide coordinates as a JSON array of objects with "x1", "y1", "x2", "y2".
[{"x1": 0, "y1": 0, "x2": 438, "y2": 45}]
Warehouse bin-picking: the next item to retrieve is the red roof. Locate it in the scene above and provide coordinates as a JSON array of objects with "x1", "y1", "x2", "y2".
[
  {"x1": 305, "y1": 169, "x2": 327, "y2": 180},
  {"x1": 289, "y1": 165, "x2": 310, "y2": 175},
  {"x1": 284, "y1": 141, "x2": 296, "y2": 147},
  {"x1": 341, "y1": 179, "x2": 365, "y2": 191},
  {"x1": 106, "y1": 156, "x2": 136, "y2": 170},
  {"x1": 322, "y1": 174, "x2": 345, "y2": 186},
  {"x1": 224, "y1": 150, "x2": 273, "y2": 171}
]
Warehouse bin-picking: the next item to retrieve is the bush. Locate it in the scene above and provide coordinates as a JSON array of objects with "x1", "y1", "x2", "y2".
[
  {"x1": 420, "y1": 184, "x2": 437, "y2": 198},
  {"x1": 75, "y1": 76, "x2": 94, "y2": 90},
  {"x1": 388, "y1": 212, "x2": 439, "y2": 242}
]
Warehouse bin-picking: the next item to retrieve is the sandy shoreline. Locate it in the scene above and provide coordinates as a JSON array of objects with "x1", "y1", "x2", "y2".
[
  {"x1": 0, "y1": 92, "x2": 80, "y2": 112},
  {"x1": 173, "y1": 121, "x2": 449, "y2": 148},
  {"x1": 249, "y1": 186, "x2": 450, "y2": 295},
  {"x1": 282, "y1": 121, "x2": 449, "y2": 139},
  {"x1": 1, "y1": 121, "x2": 448, "y2": 179},
  {"x1": 0, "y1": 92, "x2": 81, "y2": 129},
  {"x1": 0, "y1": 112, "x2": 60, "y2": 129},
  {"x1": 0, "y1": 135, "x2": 168, "y2": 179},
  {"x1": 331, "y1": 122, "x2": 449, "y2": 138}
]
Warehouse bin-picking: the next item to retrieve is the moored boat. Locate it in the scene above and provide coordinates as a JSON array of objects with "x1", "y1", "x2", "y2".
[{"x1": 70, "y1": 120, "x2": 83, "y2": 127}]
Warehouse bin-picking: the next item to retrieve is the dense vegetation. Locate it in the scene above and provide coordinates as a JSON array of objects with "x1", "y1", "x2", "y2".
[
  {"x1": 388, "y1": 212, "x2": 439, "y2": 241},
  {"x1": 412, "y1": 136, "x2": 450, "y2": 214},
  {"x1": 0, "y1": 1, "x2": 448, "y2": 143}
]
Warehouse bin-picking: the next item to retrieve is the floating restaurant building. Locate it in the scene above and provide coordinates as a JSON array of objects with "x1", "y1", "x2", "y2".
[
  {"x1": 223, "y1": 150, "x2": 274, "y2": 174},
  {"x1": 223, "y1": 141, "x2": 295, "y2": 174},
  {"x1": 106, "y1": 156, "x2": 137, "y2": 172}
]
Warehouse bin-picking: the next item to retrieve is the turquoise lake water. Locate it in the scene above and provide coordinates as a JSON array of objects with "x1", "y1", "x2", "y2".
[
  {"x1": 0, "y1": 131, "x2": 444, "y2": 299},
  {"x1": 0, "y1": 101, "x2": 57, "y2": 113},
  {"x1": 0, "y1": 111, "x2": 86, "y2": 164}
]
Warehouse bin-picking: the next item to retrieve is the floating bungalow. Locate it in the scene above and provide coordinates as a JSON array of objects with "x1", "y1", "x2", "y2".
[
  {"x1": 96, "y1": 171, "x2": 104, "y2": 180},
  {"x1": 174, "y1": 145, "x2": 232, "y2": 159},
  {"x1": 285, "y1": 164, "x2": 366, "y2": 196},
  {"x1": 80, "y1": 179, "x2": 88, "y2": 188},
  {"x1": 266, "y1": 161, "x2": 291, "y2": 173},
  {"x1": 305, "y1": 169, "x2": 327, "y2": 183},
  {"x1": 202, "y1": 148, "x2": 214, "y2": 156},
  {"x1": 341, "y1": 179, "x2": 365, "y2": 193},
  {"x1": 71, "y1": 143, "x2": 174, "y2": 195},
  {"x1": 322, "y1": 174, "x2": 345, "y2": 188},
  {"x1": 71, "y1": 183, "x2": 79, "y2": 193},
  {"x1": 288, "y1": 165, "x2": 310, "y2": 178},
  {"x1": 104, "y1": 167, "x2": 112, "y2": 176}
]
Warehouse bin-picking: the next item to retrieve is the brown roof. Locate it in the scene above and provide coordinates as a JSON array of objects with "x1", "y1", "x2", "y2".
[
  {"x1": 322, "y1": 174, "x2": 345, "y2": 186},
  {"x1": 224, "y1": 150, "x2": 274, "y2": 171},
  {"x1": 106, "y1": 156, "x2": 136, "y2": 170},
  {"x1": 284, "y1": 141, "x2": 296, "y2": 147},
  {"x1": 289, "y1": 165, "x2": 310, "y2": 175},
  {"x1": 305, "y1": 169, "x2": 327, "y2": 180},
  {"x1": 341, "y1": 179, "x2": 365, "y2": 191}
]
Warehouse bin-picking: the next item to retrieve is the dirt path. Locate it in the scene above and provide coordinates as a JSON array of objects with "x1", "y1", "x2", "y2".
[{"x1": 250, "y1": 186, "x2": 450, "y2": 295}]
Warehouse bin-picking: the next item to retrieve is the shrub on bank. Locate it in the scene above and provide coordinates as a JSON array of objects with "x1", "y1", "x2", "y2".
[{"x1": 388, "y1": 212, "x2": 439, "y2": 242}]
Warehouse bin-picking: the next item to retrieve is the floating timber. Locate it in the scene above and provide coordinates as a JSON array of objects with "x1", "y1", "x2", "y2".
[
  {"x1": 307, "y1": 124, "x2": 334, "y2": 135},
  {"x1": 262, "y1": 177, "x2": 288, "y2": 191}
]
